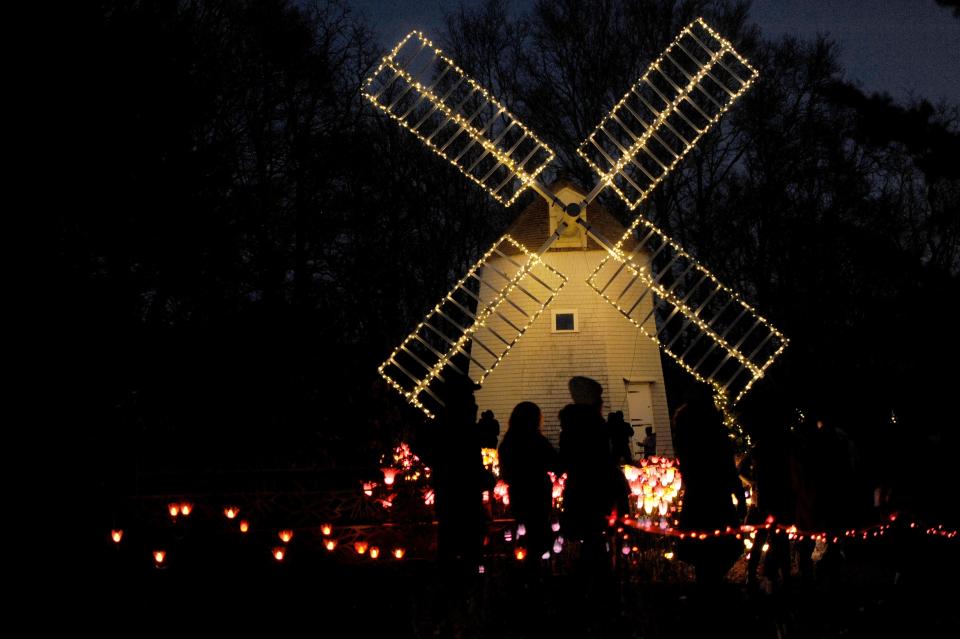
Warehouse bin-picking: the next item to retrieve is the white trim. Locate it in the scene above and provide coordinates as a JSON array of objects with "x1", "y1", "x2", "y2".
[{"x1": 550, "y1": 309, "x2": 579, "y2": 333}]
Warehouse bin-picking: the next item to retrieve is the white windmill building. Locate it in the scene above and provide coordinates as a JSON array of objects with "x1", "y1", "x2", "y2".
[
  {"x1": 471, "y1": 179, "x2": 671, "y2": 456},
  {"x1": 365, "y1": 19, "x2": 788, "y2": 449}
]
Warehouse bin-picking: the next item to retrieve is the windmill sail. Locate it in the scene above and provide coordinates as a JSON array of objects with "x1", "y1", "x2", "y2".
[
  {"x1": 587, "y1": 217, "x2": 787, "y2": 404},
  {"x1": 379, "y1": 235, "x2": 567, "y2": 418},
  {"x1": 579, "y1": 18, "x2": 783, "y2": 404},
  {"x1": 363, "y1": 31, "x2": 555, "y2": 207},
  {"x1": 578, "y1": 18, "x2": 757, "y2": 217}
]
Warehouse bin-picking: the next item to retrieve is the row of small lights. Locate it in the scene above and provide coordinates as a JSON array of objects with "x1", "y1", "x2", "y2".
[
  {"x1": 111, "y1": 506, "x2": 956, "y2": 570},
  {"x1": 378, "y1": 234, "x2": 567, "y2": 418},
  {"x1": 622, "y1": 513, "x2": 958, "y2": 545},
  {"x1": 110, "y1": 505, "x2": 411, "y2": 567},
  {"x1": 362, "y1": 31, "x2": 555, "y2": 208}
]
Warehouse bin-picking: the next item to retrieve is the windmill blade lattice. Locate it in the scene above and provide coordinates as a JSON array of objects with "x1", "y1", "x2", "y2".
[
  {"x1": 577, "y1": 18, "x2": 758, "y2": 214},
  {"x1": 362, "y1": 31, "x2": 555, "y2": 207},
  {"x1": 379, "y1": 235, "x2": 566, "y2": 418},
  {"x1": 587, "y1": 217, "x2": 787, "y2": 404},
  {"x1": 365, "y1": 18, "x2": 787, "y2": 418}
]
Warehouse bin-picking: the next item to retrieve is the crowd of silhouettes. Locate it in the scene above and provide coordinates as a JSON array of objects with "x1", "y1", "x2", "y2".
[{"x1": 412, "y1": 372, "x2": 881, "y2": 637}]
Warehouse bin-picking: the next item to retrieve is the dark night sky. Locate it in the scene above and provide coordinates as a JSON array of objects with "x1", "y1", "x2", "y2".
[{"x1": 349, "y1": 0, "x2": 960, "y2": 104}]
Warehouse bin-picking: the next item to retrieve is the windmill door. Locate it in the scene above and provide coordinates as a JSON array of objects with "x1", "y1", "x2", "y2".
[{"x1": 626, "y1": 381, "x2": 655, "y2": 432}]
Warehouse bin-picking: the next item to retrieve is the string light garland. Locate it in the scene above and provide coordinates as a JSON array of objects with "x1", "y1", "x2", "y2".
[
  {"x1": 378, "y1": 234, "x2": 566, "y2": 418},
  {"x1": 585, "y1": 212, "x2": 788, "y2": 409},
  {"x1": 365, "y1": 19, "x2": 787, "y2": 415},
  {"x1": 362, "y1": 31, "x2": 555, "y2": 207},
  {"x1": 577, "y1": 18, "x2": 758, "y2": 212}
]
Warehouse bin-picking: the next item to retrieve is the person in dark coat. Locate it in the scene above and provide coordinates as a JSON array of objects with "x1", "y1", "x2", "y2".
[
  {"x1": 673, "y1": 392, "x2": 745, "y2": 585},
  {"x1": 498, "y1": 402, "x2": 559, "y2": 559},
  {"x1": 608, "y1": 410, "x2": 634, "y2": 465},
  {"x1": 417, "y1": 372, "x2": 486, "y2": 568},
  {"x1": 559, "y1": 377, "x2": 626, "y2": 544},
  {"x1": 477, "y1": 409, "x2": 500, "y2": 449}
]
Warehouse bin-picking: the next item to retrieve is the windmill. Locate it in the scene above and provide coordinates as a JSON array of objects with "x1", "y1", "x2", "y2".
[{"x1": 363, "y1": 18, "x2": 787, "y2": 420}]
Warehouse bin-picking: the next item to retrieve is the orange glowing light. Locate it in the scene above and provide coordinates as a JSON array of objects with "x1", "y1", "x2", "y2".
[
  {"x1": 320, "y1": 524, "x2": 332, "y2": 536},
  {"x1": 168, "y1": 503, "x2": 180, "y2": 517},
  {"x1": 354, "y1": 541, "x2": 368, "y2": 555},
  {"x1": 515, "y1": 548, "x2": 527, "y2": 560},
  {"x1": 224, "y1": 507, "x2": 239, "y2": 519},
  {"x1": 325, "y1": 539, "x2": 337, "y2": 551},
  {"x1": 153, "y1": 550, "x2": 166, "y2": 564},
  {"x1": 393, "y1": 548, "x2": 405, "y2": 559},
  {"x1": 369, "y1": 546, "x2": 380, "y2": 559},
  {"x1": 382, "y1": 467, "x2": 399, "y2": 486},
  {"x1": 111, "y1": 530, "x2": 123, "y2": 543},
  {"x1": 179, "y1": 502, "x2": 193, "y2": 516},
  {"x1": 278, "y1": 530, "x2": 294, "y2": 543},
  {"x1": 273, "y1": 547, "x2": 285, "y2": 561},
  {"x1": 239, "y1": 520, "x2": 250, "y2": 533}
]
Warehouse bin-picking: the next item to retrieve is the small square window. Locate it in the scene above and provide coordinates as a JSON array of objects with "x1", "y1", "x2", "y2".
[{"x1": 551, "y1": 310, "x2": 578, "y2": 333}]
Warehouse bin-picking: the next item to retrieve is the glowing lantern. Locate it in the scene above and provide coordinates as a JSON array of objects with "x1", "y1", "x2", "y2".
[
  {"x1": 382, "y1": 467, "x2": 399, "y2": 486},
  {"x1": 553, "y1": 540, "x2": 563, "y2": 554},
  {"x1": 354, "y1": 541, "x2": 368, "y2": 555},
  {"x1": 551, "y1": 521, "x2": 560, "y2": 532},
  {"x1": 224, "y1": 507, "x2": 239, "y2": 520},
  {"x1": 273, "y1": 547, "x2": 285, "y2": 561},
  {"x1": 278, "y1": 530, "x2": 294, "y2": 543},
  {"x1": 664, "y1": 551, "x2": 674, "y2": 560},
  {"x1": 153, "y1": 550, "x2": 166, "y2": 565},
  {"x1": 324, "y1": 540, "x2": 337, "y2": 551},
  {"x1": 515, "y1": 548, "x2": 527, "y2": 560},
  {"x1": 517, "y1": 524, "x2": 526, "y2": 537},
  {"x1": 179, "y1": 502, "x2": 193, "y2": 516},
  {"x1": 393, "y1": 548, "x2": 405, "y2": 559},
  {"x1": 362, "y1": 482, "x2": 376, "y2": 497},
  {"x1": 239, "y1": 520, "x2": 250, "y2": 533},
  {"x1": 369, "y1": 546, "x2": 380, "y2": 559},
  {"x1": 320, "y1": 524, "x2": 332, "y2": 536},
  {"x1": 504, "y1": 530, "x2": 513, "y2": 542},
  {"x1": 111, "y1": 530, "x2": 123, "y2": 544},
  {"x1": 168, "y1": 503, "x2": 180, "y2": 518},
  {"x1": 423, "y1": 489, "x2": 435, "y2": 505}
]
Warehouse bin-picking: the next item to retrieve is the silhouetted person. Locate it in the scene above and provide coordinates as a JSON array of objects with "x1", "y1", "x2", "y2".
[
  {"x1": 608, "y1": 410, "x2": 634, "y2": 465},
  {"x1": 559, "y1": 376, "x2": 624, "y2": 544},
  {"x1": 417, "y1": 372, "x2": 486, "y2": 568},
  {"x1": 499, "y1": 402, "x2": 559, "y2": 559},
  {"x1": 673, "y1": 393, "x2": 745, "y2": 586},
  {"x1": 413, "y1": 372, "x2": 487, "y2": 637},
  {"x1": 558, "y1": 379, "x2": 626, "y2": 636},
  {"x1": 741, "y1": 412, "x2": 795, "y2": 592},
  {"x1": 642, "y1": 426, "x2": 657, "y2": 458},
  {"x1": 477, "y1": 409, "x2": 500, "y2": 449}
]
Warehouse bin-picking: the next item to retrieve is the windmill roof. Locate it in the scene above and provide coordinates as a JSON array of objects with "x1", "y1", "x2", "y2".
[{"x1": 503, "y1": 180, "x2": 638, "y2": 254}]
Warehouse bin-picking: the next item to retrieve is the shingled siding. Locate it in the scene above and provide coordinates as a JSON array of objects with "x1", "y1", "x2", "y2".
[{"x1": 471, "y1": 249, "x2": 673, "y2": 458}]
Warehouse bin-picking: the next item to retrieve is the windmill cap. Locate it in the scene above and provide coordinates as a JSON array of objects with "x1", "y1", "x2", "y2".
[{"x1": 568, "y1": 376, "x2": 603, "y2": 405}]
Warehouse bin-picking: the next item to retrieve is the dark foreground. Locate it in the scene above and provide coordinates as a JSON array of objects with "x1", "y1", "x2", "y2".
[{"x1": 90, "y1": 529, "x2": 957, "y2": 638}]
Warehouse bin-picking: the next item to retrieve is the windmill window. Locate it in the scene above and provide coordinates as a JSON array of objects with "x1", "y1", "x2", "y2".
[{"x1": 551, "y1": 310, "x2": 579, "y2": 333}]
